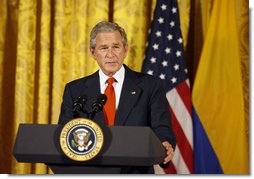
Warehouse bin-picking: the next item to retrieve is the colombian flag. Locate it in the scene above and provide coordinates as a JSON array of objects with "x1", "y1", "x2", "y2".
[{"x1": 192, "y1": 0, "x2": 249, "y2": 174}]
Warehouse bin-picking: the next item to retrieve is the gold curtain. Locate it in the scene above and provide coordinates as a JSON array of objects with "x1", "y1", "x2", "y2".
[
  {"x1": 0, "y1": 0, "x2": 154, "y2": 174},
  {"x1": 0, "y1": 0, "x2": 248, "y2": 174},
  {"x1": 0, "y1": 0, "x2": 111, "y2": 174}
]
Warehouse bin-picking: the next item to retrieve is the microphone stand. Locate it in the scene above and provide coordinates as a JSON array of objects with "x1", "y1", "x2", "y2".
[
  {"x1": 73, "y1": 94, "x2": 107, "y2": 120},
  {"x1": 73, "y1": 95, "x2": 88, "y2": 118},
  {"x1": 87, "y1": 94, "x2": 107, "y2": 120},
  {"x1": 88, "y1": 111, "x2": 96, "y2": 120}
]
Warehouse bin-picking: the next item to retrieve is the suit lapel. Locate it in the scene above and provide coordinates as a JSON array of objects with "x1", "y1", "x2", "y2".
[{"x1": 115, "y1": 66, "x2": 142, "y2": 125}]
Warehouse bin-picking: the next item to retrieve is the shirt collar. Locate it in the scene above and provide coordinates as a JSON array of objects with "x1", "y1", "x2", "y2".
[{"x1": 99, "y1": 65, "x2": 125, "y2": 84}]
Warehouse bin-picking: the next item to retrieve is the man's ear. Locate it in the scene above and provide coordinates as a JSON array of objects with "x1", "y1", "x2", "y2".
[
  {"x1": 90, "y1": 48, "x2": 94, "y2": 55},
  {"x1": 90, "y1": 48, "x2": 97, "y2": 59},
  {"x1": 123, "y1": 44, "x2": 128, "y2": 58},
  {"x1": 124, "y1": 44, "x2": 128, "y2": 52}
]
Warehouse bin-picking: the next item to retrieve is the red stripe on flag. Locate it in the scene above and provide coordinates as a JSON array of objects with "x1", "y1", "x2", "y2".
[
  {"x1": 169, "y1": 105, "x2": 194, "y2": 173},
  {"x1": 164, "y1": 162, "x2": 177, "y2": 174},
  {"x1": 176, "y1": 81, "x2": 192, "y2": 116}
]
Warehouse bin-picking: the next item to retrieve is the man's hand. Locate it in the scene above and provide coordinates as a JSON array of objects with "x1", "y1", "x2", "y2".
[{"x1": 162, "y1": 141, "x2": 174, "y2": 164}]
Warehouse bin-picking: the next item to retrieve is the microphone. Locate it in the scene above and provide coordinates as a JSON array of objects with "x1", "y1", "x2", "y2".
[
  {"x1": 88, "y1": 94, "x2": 107, "y2": 119},
  {"x1": 73, "y1": 95, "x2": 87, "y2": 117}
]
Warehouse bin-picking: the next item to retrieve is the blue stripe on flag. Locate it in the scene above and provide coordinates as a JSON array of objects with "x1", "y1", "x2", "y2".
[{"x1": 192, "y1": 107, "x2": 223, "y2": 173}]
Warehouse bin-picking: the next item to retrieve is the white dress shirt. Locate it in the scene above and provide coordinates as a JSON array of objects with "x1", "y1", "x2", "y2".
[{"x1": 99, "y1": 66, "x2": 125, "y2": 110}]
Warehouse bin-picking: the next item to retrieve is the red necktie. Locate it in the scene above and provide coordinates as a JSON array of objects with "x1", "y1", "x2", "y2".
[{"x1": 104, "y1": 77, "x2": 116, "y2": 126}]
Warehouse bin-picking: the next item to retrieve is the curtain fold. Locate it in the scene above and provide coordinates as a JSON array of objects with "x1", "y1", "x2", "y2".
[{"x1": 178, "y1": 0, "x2": 191, "y2": 48}]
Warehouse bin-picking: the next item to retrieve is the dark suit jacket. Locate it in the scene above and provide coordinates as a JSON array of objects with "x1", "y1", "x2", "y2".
[{"x1": 58, "y1": 65, "x2": 176, "y2": 174}]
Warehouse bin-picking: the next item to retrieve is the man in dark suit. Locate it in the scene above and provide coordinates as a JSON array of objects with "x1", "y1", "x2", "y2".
[{"x1": 58, "y1": 21, "x2": 176, "y2": 174}]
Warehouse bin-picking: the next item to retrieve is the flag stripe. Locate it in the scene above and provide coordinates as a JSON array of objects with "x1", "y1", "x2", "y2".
[
  {"x1": 192, "y1": 107, "x2": 223, "y2": 173},
  {"x1": 171, "y1": 145, "x2": 190, "y2": 173},
  {"x1": 169, "y1": 105, "x2": 194, "y2": 173},
  {"x1": 153, "y1": 165, "x2": 166, "y2": 174},
  {"x1": 176, "y1": 81, "x2": 192, "y2": 115},
  {"x1": 164, "y1": 162, "x2": 177, "y2": 174},
  {"x1": 166, "y1": 89, "x2": 193, "y2": 147}
]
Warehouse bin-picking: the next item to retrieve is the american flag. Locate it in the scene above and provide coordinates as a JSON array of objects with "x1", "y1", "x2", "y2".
[{"x1": 142, "y1": 0, "x2": 194, "y2": 174}]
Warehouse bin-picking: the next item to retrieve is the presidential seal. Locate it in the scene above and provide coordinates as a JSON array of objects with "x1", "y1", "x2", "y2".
[{"x1": 60, "y1": 118, "x2": 104, "y2": 161}]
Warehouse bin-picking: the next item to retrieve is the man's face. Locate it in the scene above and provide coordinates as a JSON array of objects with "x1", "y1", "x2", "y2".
[{"x1": 91, "y1": 31, "x2": 128, "y2": 76}]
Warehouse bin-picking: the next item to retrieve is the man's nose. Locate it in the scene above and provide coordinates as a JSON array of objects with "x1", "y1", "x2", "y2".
[{"x1": 106, "y1": 48, "x2": 114, "y2": 57}]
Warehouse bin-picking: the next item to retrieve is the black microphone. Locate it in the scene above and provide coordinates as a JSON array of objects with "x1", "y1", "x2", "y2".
[
  {"x1": 73, "y1": 95, "x2": 87, "y2": 117},
  {"x1": 88, "y1": 94, "x2": 107, "y2": 119}
]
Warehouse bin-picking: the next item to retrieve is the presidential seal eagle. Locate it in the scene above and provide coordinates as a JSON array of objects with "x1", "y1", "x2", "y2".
[{"x1": 72, "y1": 128, "x2": 92, "y2": 151}]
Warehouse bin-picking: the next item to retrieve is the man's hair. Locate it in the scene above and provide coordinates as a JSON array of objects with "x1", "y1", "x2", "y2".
[{"x1": 90, "y1": 21, "x2": 128, "y2": 49}]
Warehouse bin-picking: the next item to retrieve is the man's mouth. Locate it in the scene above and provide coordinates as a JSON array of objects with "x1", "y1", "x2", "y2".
[{"x1": 106, "y1": 62, "x2": 117, "y2": 64}]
